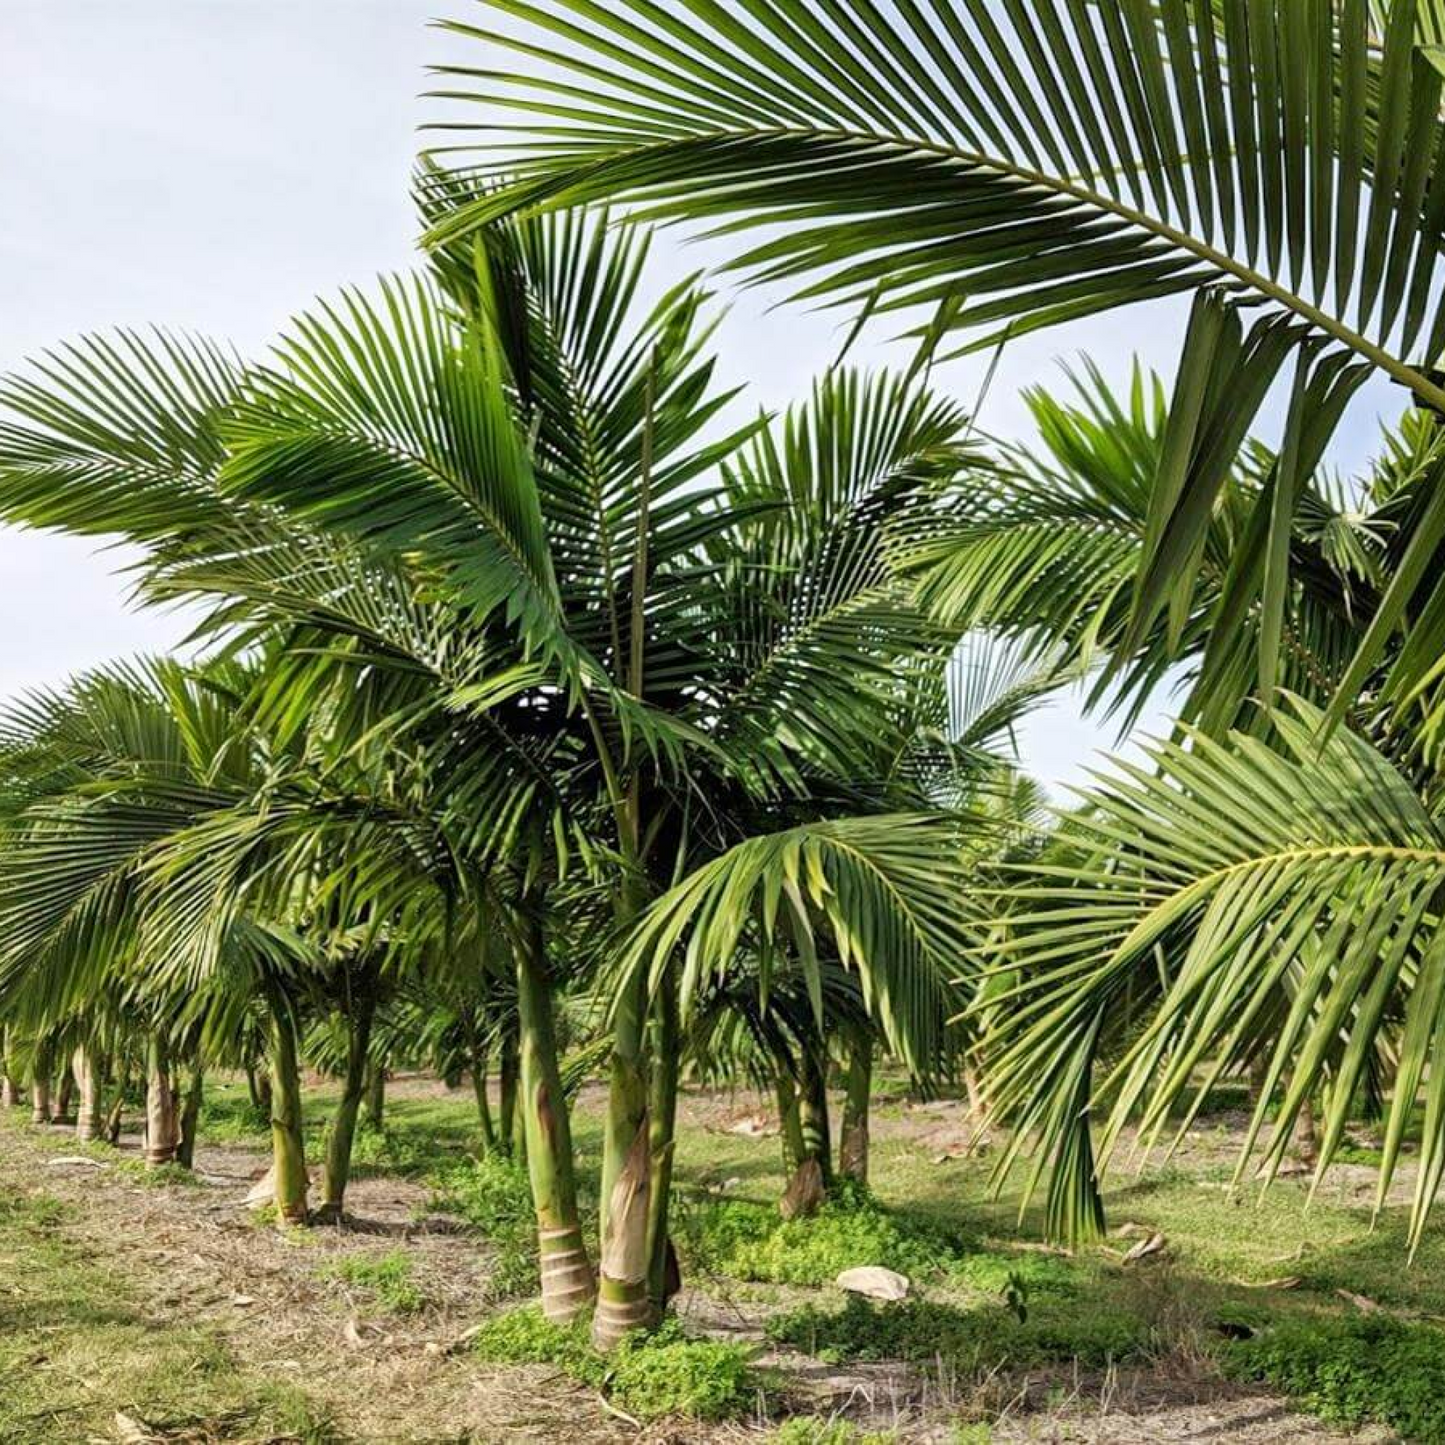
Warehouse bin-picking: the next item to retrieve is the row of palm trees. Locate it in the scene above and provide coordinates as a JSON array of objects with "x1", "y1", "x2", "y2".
[
  {"x1": 5, "y1": 0, "x2": 1445, "y2": 1353},
  {"x1": 0, "y1": 197, "x2": 1052, "y2": 1341}
]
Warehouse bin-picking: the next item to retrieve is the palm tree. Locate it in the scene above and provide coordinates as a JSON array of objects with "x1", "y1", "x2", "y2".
[{"x1": 426, "y1": 0, "x2": 1445, "y2": 753}]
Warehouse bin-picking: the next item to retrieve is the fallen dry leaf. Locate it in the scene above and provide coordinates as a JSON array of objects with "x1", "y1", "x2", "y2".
[{"x1": 1122, "y1": 1231, "x2": 1167, "y2": 1263}]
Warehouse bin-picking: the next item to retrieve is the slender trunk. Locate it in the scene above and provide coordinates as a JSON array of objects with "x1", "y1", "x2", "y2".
[
  {"x1": 498, "y1": 1028, "x2": 519, "y2": 1157},
  {"x1": 1, "y1": 1028, "x2": 18, "y2": 1108},
  {"x1": 471, "y1": 1047, "x2": 497, "y2": 1153},
  {"x1": 363, "y1": 1062, "x2": 385, "y2": 1132},
  {"x1": 54, "y1": 1066, "x2": 75, "y2": 1124},
  {"x1": 29, "y1": 1074, "x2": 51, "y2": 1126},
  {"x1": 74, "y1": 1046, "x2": 105, "y2": 1143},
  {"x1": 267, "y1": 1003, "x2": 309, "y2": 1225},
  {"x1": 516, "y1": 920, "x2": 594, "y2": 1324},
  {"x1": 645, "y1": 968, "x2": 681, "y2": 1311},
  {"x1": 838, "y1": 1032, "x2": 872, "y2": 1185},
  {"x1": 963, "y1": 1065, "x2": 985, "y2": 1125},
  {"x1": 774, "y1": 1066, "x2": 805, "y2": 1176},
  {"x1": 319, "y1": 989, "x2": 376, "y2": 1223},
  {"x1": 798, "y1": 1044, "x2": 832, "y2": 1186},
  {"x1": 1293, "y1": 1095, "x2": 1321, "y2": 1170},
  {"x1": 144, "y1": 1035, "x2": 177, "y2": 1165},
  {"x1": 176, "y1": 1065, "x2": 204, "y2": 1168},
  {"x1": 594, "y1": 964, "x2": 652, "y2": 1350},
  {"x1": 105, "y1": 1060, "x2": 129, "y2": 1144}
]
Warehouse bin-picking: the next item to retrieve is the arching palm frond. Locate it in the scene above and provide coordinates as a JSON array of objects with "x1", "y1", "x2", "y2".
[
  {"x1": 984, "y1": 696, "x2": 1445, "y2": 1251},
  {"x1": 427, "y1": 1, "x2": 1445, "y2": 745},
  {"x1": 621, "y1": 813, "x2": 975, "y2": 1072}
]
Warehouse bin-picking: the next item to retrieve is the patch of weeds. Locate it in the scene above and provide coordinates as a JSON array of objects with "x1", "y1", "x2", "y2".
[
  {"x1": 767, "y1": 1293, "x2": 1151, "y2": 1373},
  {"x1": 473, "y1": 1305, "x2": 756, "y2": 1421},
  {"x1": 350, "y1": 1121, "x2": 431, "y2": 1178},
  {"x1": 772, "y1": 1416, "x2": 898, "y2": 1443},
  {"x1": 428, "y1": 1153, "x2": 543, "y2": 1299},
  {"x1": 321, "y1": 1250, "x2": 425, "y2": 1314},
  {"x1": 115, "y1": 1159, "x2": 206, "y2": 1189},
  {"x1": 951, "y1": 1425, "x2": 993, "y2": 1445},
  {"x1": 679, "y1": 1180, "x2": 966, "y2": 1286},
  {"x1": 1227, "y1": 1313, "x2": 1445, "y2": 1442}
]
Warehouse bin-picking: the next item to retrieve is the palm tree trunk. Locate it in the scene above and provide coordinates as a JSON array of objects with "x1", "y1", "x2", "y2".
[
  {"x1": 798, "y1": 1045, "x2": 832, "y2": 1186},
  {"x1": 29, "y1": 1074, "x2": 51, "y2": 1125},
  {"x1": 515, "y1": 919, "x2": 594, "y2": 1324},
  {"x1": 594, "y1": 963, "x2": 653, "y2": 1350},
  {"x1": 54, "y1": 1066, "x2": 75, "y2": 1125},
  {"x1": 470, "y1": 1044, "x2": 497, "y2": 1153},
  {"x1": 267, "y1": 1004, "x2": 309, "y2": 1225},
  {"x1": 105, "y1": 1059, "x2": 129, "y2": 1144},
  {"x1": 498, "y1": 1027, "x2": 519, "y2": 1156},
  {"x1": 30, "y1": 1037, "x2": 54, "y2": 1125},
  {"x1": 774, "y1": 1066, "x2": 805, "y2": 1175},
  {"x1": 838, "y1": 1031, "x2": 871, "y2": 1185},
  {"x1": 1293, "y1": 1096, "x2": 1321, "y2": 1170},
  {"x1": 74, "y1": 1046, "x2": 105, "y2": 1143},
  {"x1": 144, "y1": 1035, "x2": 177, "y2": 1165},
  {"x1": 363, "y1": 1061, "x2": 385, "y2": 1132},
  {"x1": 318, "y1": 989, "x2": 376, "y2": 1223},
  {"x1": 176, "y1": 1065, "x2": 204, "y2": 1168},
  {"x1": 246, "y1": 1061, "x2": 272, "y2": 1123},
  {"x1": 1, "y1": 1028, "x2": 19, "y2": 1108},
  {"x1": 645, "y1": 969, "x2": 681, "y2": 1311}
]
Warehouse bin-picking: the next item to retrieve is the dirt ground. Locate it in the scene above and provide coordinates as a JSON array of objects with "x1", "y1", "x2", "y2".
[{"x1": 0, "y1": 1082, "x2": 1398, "y2": 1444}]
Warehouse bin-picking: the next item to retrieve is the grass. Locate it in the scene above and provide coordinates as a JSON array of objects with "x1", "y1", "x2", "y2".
[
  {"x1": 472, "y1": 1304, "x2": 758, "y2": 1421},
  {"x1": 320, "y1": 1249, "x2": 426, "y2": 1314},
  {"x1": 0, "y1": 1184, "x2": 336, "y2": 1444}
]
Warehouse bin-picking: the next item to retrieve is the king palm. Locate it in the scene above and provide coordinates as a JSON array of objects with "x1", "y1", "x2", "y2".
[{"x1": 427, "y1": 0, "x2": 1445, "y2": 750}]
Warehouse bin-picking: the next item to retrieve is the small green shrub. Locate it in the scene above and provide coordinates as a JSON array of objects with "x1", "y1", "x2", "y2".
[
  {"x1": 321, "y1": 1250, "x2": 425, "y2": 1314},
  {"x1": 473, "y1": 1306, "x2": 756, "y2": 1420},
  {"x1": 1227, "y1": 1314, "x2": 1445, "y2": 1442},
  {"x1": 427, "y1": 1154, "x2": 539, "y2": 1299},
  {"x1": 679, "y1": 1181, "x2": 965, "y2": 1286},
  {"x1": 947, "y1": 1249, "x2": 1079, "y2": 1297},
  {"x1": 950, "y1": 1425, "x2": 993, "y2": 1444},
  {"x1": 768, "y1": 1293, "x2": 1149, "y2": 1373}
]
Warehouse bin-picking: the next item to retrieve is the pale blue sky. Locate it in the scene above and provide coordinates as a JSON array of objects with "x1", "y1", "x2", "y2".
[{"x1": 0, "y1": 2, "x2": 1409, "y2": 795}]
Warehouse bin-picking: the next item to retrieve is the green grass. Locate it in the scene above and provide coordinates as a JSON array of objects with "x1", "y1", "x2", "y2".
[
  {"x1": 473, "y1": 1304, "x2": 757, "y2": 1420},
  {"x1": 320, "y1": 1249, "x2": 426, "y2": 1314},
  {"x1": 0, "y1": 1187, "x2": 336, "y2": 1444}
]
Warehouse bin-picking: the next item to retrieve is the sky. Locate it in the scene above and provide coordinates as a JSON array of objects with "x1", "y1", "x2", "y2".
[{"x1": 0, "y1": 1, "x2": 1412, "y2": 796}]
